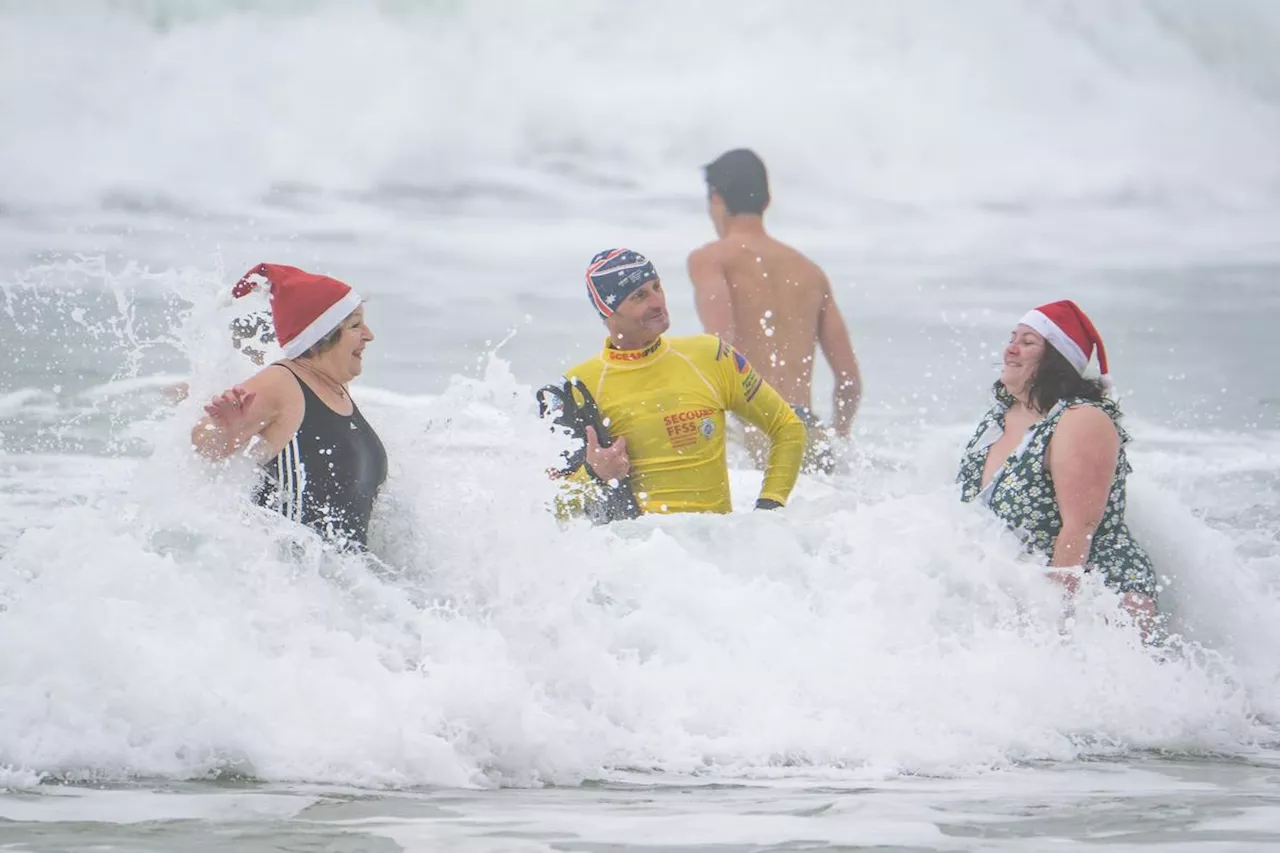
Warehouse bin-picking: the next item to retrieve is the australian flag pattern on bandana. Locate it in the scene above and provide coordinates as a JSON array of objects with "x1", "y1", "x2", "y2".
[{"x1": 585, "y1": 248, "x2": 657, "y2": 318}]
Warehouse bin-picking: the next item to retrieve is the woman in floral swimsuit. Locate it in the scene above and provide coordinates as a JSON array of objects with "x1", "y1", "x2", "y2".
[{"x1": 957, "y1": 300, "x2": 1157, "y2": 629}]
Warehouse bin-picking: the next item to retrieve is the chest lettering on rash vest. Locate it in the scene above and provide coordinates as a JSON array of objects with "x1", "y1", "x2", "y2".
[{"x1": 664, "y1": 408, "x2": 716, "y2": 449}]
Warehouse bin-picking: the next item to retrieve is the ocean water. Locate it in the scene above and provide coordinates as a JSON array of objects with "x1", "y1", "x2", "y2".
[{"x1": 2, "y1": 1, "x2": 1279, "y2": 850}]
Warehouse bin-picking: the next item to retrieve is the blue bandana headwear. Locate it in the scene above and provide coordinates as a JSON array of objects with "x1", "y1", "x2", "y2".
[{"x1": 585, "y1": 248, "x2": 657, "y2": 318}]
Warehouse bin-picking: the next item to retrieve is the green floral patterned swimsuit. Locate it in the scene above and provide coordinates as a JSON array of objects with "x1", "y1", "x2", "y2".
[{"x1": 957, "y1": 386, "x2": 1157, "y2": 597}]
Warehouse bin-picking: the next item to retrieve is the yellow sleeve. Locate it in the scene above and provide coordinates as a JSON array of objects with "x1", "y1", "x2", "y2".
[{"x1": 714, "y1": 339, "x2": 806, "y2": 505}]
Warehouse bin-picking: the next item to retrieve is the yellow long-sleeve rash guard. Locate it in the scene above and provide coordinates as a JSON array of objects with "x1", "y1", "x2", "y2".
[{"x1": 559, "y1": 335, "x2": 806, "y2": 515}]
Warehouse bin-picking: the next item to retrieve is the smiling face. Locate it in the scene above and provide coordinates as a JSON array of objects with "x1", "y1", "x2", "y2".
[
  {"x1": 604, "y1": 278, "x2": 670, "y2": 349},
  {"x1": 309, "y1": 305, "x2": 374, "y2": 381},
  {"x1": 1001, "y1": 323, "x2": 1046, "y2": 398}
]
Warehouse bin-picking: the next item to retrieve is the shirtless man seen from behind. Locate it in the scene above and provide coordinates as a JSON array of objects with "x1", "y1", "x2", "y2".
[{"x1": 687, "y1": 149, "x2": 862, "y2": 473}]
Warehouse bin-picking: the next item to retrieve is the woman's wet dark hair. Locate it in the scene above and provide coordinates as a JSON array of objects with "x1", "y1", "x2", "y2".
[
  {"x1": 299, "y1": 324, "x2": 344, "y2": 359},
  {"x1": 997, "y1": 341, "x2": 1108, "y2": 412}
]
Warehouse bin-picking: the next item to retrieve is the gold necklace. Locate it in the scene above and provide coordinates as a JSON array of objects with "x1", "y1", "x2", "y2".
[{"x1": 293, "y1": 359, "x2": 348, "y2": 400}]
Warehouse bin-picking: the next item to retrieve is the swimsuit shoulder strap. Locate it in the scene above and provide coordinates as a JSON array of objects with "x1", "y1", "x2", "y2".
[
  {"x1": 270, "y1": 360, "x2": 304, "y2": 386},
  {"x1": 270, "y1": 360, "x2": 328, "y2": 407}
]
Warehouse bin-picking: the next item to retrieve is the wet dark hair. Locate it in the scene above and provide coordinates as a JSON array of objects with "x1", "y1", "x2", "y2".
[
  {"x1": 704, "y1": 148, "x2": 770, "y2": 215},
  {"x1": 998, "y1": 341, "x2": 1107, "y2": 412},
  {"x1": 299, "y1": 325, "x2": 344, "y2": 359}
]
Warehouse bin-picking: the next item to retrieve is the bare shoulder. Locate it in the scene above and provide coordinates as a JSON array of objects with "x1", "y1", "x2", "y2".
[
  {"x1": 801, "y1": 251, "x2": 832, "y2": 289},
  {"x1": 1058, "y1": 403, "x2": 1117, "y2": 434},
  {"x1": 687, "y1": 239, "x2": 727, "y2": 269},
  {"x1": 771, "y1": 239, "x2": 830, "y2": 289},
  {"x1": 233, "y1": 362, "x2": 304, "y2": 413},
  {"x1": 241, "y1": 362, "x2": 299, "y2": 395},
  {"x1": 1054, "y1": 404, "x2": 1120, "y2": 452}
]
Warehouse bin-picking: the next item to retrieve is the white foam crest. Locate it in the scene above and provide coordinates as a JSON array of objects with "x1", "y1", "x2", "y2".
[
  {"x1": 1, "y1": 324, "x2": 1276, "y2": 790},
  {"x1": 3, "y1": 0, "x2": 1278, "y2": 236},
  {"x1": 78, "y1": 373, "x2": 191, "y2": 401},
  {"x1": 0, "y1": 787, "x2": 318, "y2": 825},
  {"x1": 1125, "y1": 477, "x2": 1280, "y2": 713},
  {"x1": 0, "y1": 388, "x2": 56, "y2": 419},
  {"x1": 0, "y1": 254, "x2": 1276, "y2": 789}
]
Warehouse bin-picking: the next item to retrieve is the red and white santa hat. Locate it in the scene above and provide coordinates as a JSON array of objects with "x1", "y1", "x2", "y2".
[
  {"x1": 1018, "y1": 299, "x2": 1111, "y2": 385},
  {"x1": 232, "y1": 263, "x2": 361, "y2": 358}
]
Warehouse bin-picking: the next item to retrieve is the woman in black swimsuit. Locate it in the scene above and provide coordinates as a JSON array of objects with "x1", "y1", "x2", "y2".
[{"x1": 191, "y1": 263, "x2": 387, "y2": 550}]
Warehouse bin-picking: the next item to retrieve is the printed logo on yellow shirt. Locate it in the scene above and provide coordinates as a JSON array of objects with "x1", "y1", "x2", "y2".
[
  {"x1": 729, "y1": 348, "x2": 764, "y2": 402},
  {"x1": 605, "y1": 339, "x2": 663, "y2": 362},
  {"x1": 665, "y1": 408, "x2": 716, "y2": 449}
]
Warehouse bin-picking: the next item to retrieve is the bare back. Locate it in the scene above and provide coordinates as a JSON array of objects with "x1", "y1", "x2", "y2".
[{"x1": 695, "y1": 233, "x2": 827, "y2": 408}]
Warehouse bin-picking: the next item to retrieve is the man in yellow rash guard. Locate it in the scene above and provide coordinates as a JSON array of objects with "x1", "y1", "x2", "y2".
[{"x1": 539, "y1": 248, "x2": 807, "y2": 521}]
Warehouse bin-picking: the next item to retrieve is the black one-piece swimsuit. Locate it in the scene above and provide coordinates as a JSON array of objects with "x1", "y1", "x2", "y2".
[{"x1": 252, "y1": 363, "x2": 387, "y2": 549}]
